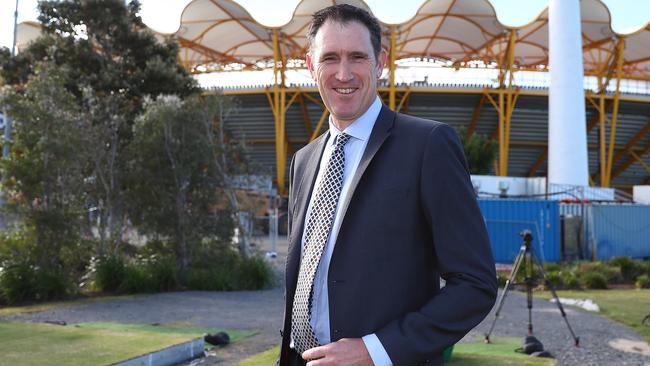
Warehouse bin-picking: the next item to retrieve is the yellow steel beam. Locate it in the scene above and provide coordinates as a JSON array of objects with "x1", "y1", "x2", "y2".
[
  {"x1": 283, "y1": 91, "x2": 300, "y2": 114},
  {"x1": 500, "y1": 30, "x2": 518, "y2": 177},
  {"x1": 264, "y1": 88, "x2": 277, "y2": 121},
  {"x1": 612, "y1": 140, "x2": 650, "y2": 180},
  {"x1": 298, "y1": 93, "x2": 313, "y2": 137},
  {"x1": 611, "y1": 121, "x2": 650, "y2": 167},
  {"x1": 310, "y1": 108, "x2": 329, "y2": 142},
  {"x1": 272, "y1": 29, "x2": 288, "y2": 195},
  {"x1": 629, "y1": 151, "x2": 650, "y2": 173},
  {"x1": 527, "y1": 147, "x2": 547, "y2": 177},
  {"x1": 220, "y1": 86, "x2": 650, "y2": 104},
  {"x1": 301, "y1": 92, "x2": 325, "y2": 107},
  {"x1": 389, "y1": 25, "x2": 397, "y2": 110},
  {"x1": 497, "y1": 90, "x2": 505, "y2": 175},
  {"x1": 468, "y1": 94, "x2": 485, "y2": 136},
  {"x1": 396, "y1": 89, "x2": 412, "y2": 113},
  {"x1": 604, "y1": 39, "x2": 625, "y2": 187},
  {"x1": 599, "y1": 93, "x2": 606, "y2": 185}
]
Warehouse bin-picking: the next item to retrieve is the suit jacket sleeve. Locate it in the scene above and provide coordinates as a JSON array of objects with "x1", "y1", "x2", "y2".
[{"x1": 375, "y1": 124, "x2": 497, "y2": 365}]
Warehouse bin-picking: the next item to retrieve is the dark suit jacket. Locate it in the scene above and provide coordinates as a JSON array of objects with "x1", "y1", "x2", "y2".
[{"x1": 280, "y1": 105, "x2": 497, "y2": 366}]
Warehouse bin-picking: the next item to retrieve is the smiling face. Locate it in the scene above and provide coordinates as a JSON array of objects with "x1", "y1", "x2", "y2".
[{"x1": 306, "y1": 20, "x2": 387, "y2": 130}]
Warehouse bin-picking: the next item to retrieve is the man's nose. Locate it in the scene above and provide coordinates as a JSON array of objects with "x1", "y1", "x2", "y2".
[{"x1": 335, "y1": 60, "x2": 353, "y2": 82}]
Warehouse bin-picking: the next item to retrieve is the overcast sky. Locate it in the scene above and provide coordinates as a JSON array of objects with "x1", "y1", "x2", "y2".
[{"x1": 1, "y1": 0, "x2": 649, "y2": 51}]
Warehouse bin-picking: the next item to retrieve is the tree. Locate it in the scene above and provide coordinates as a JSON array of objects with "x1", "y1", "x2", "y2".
[
  {"x1": 0, "y1": 63, "x2": 89, "y2": 272},
  {"x1": 0, "y1": 0, "x2": 199, "y2": 255},
  {"x1": 127, "y1": 95, "x2": 253, "y2": 269},
  {"x1": 457, "y1": 126, "x2": 497, "y2": 175}
]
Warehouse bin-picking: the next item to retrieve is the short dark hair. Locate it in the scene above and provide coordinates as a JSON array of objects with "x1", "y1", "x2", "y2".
[{"x1": 308, "y1": 4, "x2": 382, "y2": 60}]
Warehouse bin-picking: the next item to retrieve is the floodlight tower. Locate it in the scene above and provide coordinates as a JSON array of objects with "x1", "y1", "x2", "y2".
[{"x1": 548, "y1": 0, "x2": 589, "y2": 187}]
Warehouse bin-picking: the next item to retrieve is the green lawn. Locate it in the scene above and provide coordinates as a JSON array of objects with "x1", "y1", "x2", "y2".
[
  {"x1": 0, "y1": 321, "x2": 255, "y2": 366},
  {"x1": 535, "y1": 289, "x2": 650, "y2": 343},
  {"x1": 233, "y1": 337, "x2": 554, "y2": 366}
]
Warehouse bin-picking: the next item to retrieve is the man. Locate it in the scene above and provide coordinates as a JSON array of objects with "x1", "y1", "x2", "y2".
[{"x1": 280, "y1": 4, "x2": 497, "y2": 366}]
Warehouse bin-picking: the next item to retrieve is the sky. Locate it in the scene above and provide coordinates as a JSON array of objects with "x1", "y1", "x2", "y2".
[{"x1": 1, "y1": 0, "x2": 650, "y2": 51}]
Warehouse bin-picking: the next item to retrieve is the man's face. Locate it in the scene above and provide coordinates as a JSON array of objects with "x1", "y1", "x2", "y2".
[{"x1": 306, "y1": 20, "x2": 387, "y2": 128}]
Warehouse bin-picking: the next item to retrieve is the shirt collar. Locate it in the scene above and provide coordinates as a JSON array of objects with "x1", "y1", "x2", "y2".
[{"x1": 327, "y1": 96, "x2": 382, "y2": 145}]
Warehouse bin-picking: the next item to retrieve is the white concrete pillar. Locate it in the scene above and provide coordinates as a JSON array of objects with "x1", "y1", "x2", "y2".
[{"x1": 548, "y1": 0, "x2": 589, "y2": 186}]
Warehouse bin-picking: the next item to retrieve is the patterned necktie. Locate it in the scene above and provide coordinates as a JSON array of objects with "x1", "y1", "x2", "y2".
[{"x1": 291, "y1": 132, "x2": 351, "y2": 354}]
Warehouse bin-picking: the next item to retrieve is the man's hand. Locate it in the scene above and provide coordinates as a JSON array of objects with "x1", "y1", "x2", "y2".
[{"x1": 302, "y1": 338, "x2": 374, "y2": 366}]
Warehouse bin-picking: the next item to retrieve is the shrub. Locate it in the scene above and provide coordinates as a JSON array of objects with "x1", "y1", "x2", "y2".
[
  {"x1": 182, "y1": 267, "x2": 233, "y2": 291},
  {"x1": 544, "y1": 263, "x2": 562, "y2": 272},
  {"x1": 545, "y1": 270, "x2": 563, "y2": 289},
  {"x1": 147, "y1": 257, "x2": 179, "y2": 292},
  {"x1": 560, "y1": 270, "x2": 581, "y2": 289},
  {"x1": 609, "y1": 256, "x2": 643, "y2": 282},
  {"x1": 496, "y1": 272, "x2": 508, "y2": 288},
  {"x1": 636, "y1": 274, "x2": 650, "y2": 289},
  {"x1": 0, "y1": 263, "x2": 37, "y2": 304},
  {"x1": 581, "y1": 271, "x2": 608, "y2": 289},
  {"x1": 34, "y1": 268, "x2": 69, "y2": 301},
  {"x1": 236, "y1": 255, "x2": 275, "y2": 290},
  {"x1": 119, "y1": 265, "x2": 151, "y2": 294},
  {"x1": 94, "y1": 256, "x2": 125, "y2": 292},
  {"x1": 578, "y1": 261, "x2": 623, "y2": 284}
]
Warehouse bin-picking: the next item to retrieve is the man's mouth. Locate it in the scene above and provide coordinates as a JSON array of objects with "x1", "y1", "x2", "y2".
[{"x1": 334, "y1": 88, "x2": 357, "y2": 94}]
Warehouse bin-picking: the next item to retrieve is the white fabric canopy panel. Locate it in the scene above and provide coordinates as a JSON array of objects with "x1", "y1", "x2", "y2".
[{"x1": 11, "y1": 0, "x2": 650, "y2": 80}]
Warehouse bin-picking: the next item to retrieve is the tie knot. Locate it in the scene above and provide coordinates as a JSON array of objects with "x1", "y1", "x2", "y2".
[{"x1": 335, "y1": 133, "x2": 351, "y2": 149}]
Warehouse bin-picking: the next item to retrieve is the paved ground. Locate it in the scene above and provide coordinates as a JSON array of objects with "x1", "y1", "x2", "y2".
[{"x1": 3, "y1": 237, "x2": 650, "y2": 365}]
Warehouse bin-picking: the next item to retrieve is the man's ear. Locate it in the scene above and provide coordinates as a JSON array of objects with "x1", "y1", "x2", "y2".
[
  {"x1": 376, "y1": 49, "x2": 388, "y2": 78},
  {"x1": 306, "y1": 53, "x2": 316, "y2": 81}
]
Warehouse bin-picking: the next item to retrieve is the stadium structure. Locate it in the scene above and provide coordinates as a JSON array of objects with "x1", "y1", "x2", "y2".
[{"x1": 16, "y1": 0, "x2": 650, "y2": 198}]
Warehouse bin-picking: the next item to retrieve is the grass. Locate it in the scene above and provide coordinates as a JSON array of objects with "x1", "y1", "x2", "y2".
[
  {"x1": 0, "y1": 294, "x2": 138, "y2": 317},
  {"x1": 535, "y1": 289, "x2": 650, "y2": 343},
  {"x1": 232, "y1": 337, "x2": 554, "y2": 366},
  {"x1": 0, "y1": 321, "x2": 256, "y2": 366}
]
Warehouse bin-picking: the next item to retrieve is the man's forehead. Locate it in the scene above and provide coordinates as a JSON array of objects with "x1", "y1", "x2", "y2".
[{"x1": 312, "y1": 19, "x2": 372, "y2": 48}]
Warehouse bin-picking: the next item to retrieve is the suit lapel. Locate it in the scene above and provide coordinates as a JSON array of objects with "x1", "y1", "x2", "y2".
[
  {"x1": 286, "y1": 132, "x2": 329, "y2": 294},
  {"x1": 337, "y1": 105, "x2": 395, "y2": 225}
]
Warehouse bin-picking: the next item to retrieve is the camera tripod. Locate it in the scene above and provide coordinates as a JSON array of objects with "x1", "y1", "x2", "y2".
[{"x1": 484, "y1": 230, "x2": 580, "y2": 347}]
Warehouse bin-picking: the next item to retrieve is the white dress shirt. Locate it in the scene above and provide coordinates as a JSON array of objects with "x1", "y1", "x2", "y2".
[{"x1": 298, "y1": 96, "x2": 393, "y2": 366}]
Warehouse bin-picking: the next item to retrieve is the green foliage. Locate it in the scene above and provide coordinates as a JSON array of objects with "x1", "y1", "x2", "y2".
[
  {"x1": 236, "y1": 255, "x2": 275, "y2": 290},
  {"x1": 94, "y1": 256, "x2": 125, "y2": 292},
  {"x1": 636, "y1": 274, "x2": 650, "y2": 289},
  {"x1": 580, "y1": 271, "x2": 608, "y2": 289},
  {"x1": 578, "y1": 261, "x2": 623, "y2": 284},
  {"x1": 0, "y1": 227, "x2": 78, "y2": 304},
  {"x1": 610, "y1": 256, "x2": 646, "y2": 282},
  {"x1": 559, "y1": 270, "x2": 581, "y2": 289},
  {"x1": 0, "y1": 0, "x2": 259, "y2": 304},
  {"x1": 118, "y1": 265, "x2": 150, "y2": 294},
  {"x1": 127, "y1": 95, "x2": 241, "y2": 268},
  {"x1": 146, "y1": 257, "x2": 179, "y2": 292},
  {"x1": 0, "y1": 263, "x2": 37, "y2": 304},
  {"x1": 181, "y1": 250, "x2": 274, "y2": 291},
  {"x1": 0, "y1": 263, "x2": 70, "y2": 305},
  {"x1": 457, "y1": 126, "x2": 497, "y2": 175},
  {"x1": 1, "y1": 0, "x2": 200, "y2": 258}
]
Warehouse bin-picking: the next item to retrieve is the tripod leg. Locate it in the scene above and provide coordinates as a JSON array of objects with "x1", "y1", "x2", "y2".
[
  {"x1": 532, "y1": 255, "x2": 580, "y2": 346},
  {"x1": 484, "y1": 245, "x2": 526, "y2": 343},
  {"x1": 525, "y1": 249, "x2": 534, "y2": 336}
]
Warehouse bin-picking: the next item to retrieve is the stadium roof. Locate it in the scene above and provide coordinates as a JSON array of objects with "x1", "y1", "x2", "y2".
[{"x1": 168, "y1": 0, "x2": 650, "y2": 80}]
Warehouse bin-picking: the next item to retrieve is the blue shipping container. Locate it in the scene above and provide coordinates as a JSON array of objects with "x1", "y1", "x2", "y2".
[
  {"x1": 589, "y1": 204, "x2": 650, "y2": 260},
  {"x1": 478, "y1": 199, "x2": 561, "y2": 263}
]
